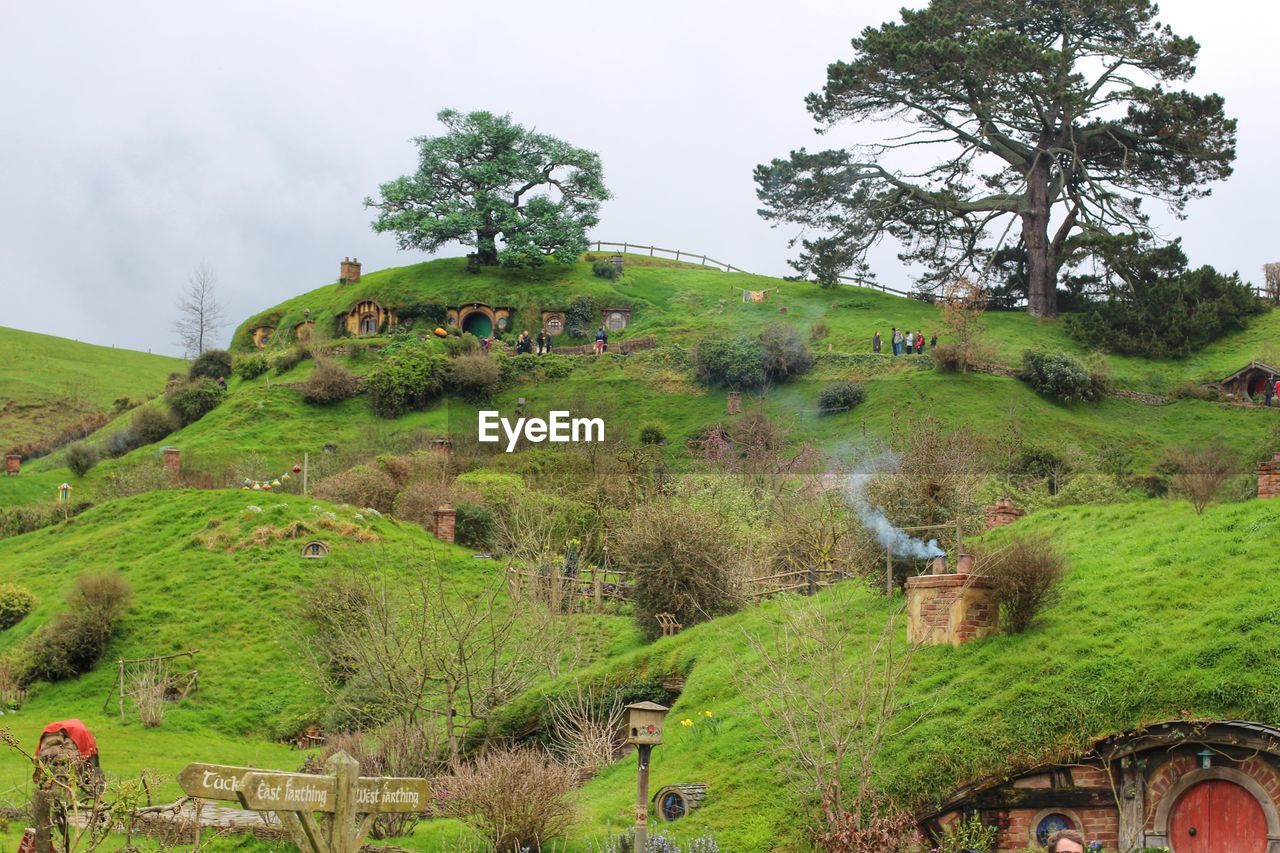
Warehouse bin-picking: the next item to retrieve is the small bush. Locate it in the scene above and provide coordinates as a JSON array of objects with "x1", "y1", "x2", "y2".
[
  {"x1": 565, "y1": 296, "x2": 598, "y2": 338},
  {"x1": 980, "y1": 533, "x2": 1065, "y2": 634},
  {"x1": 365, "y1": 342, "x2": 450, "y2": 418},
  {"x1": 111, "y1": 397, "x2": 137, "y2": 415},
  {"x1": 22, "y1": 572, "x2": 132, "y2": 685},
  {"x1": 932, "y1": 342, "x2": 968, "y2": 373},
  {"x1": 188, "y1": 349, "x2": 233, "y2": 381},
  {"x1": 448, "y1": 352, "x2": 503, "y2": 402},
  {"x1": 443, "y1": 333, "x2": 481, "y2": 356},
  {"x1": 392, "y1": 479, "x2": 455, "y2": 528},
  {"x1": 612, "y1": 499, "x2": 746, "y2": 640},
  {"x1": 298, "y1": 359, "x2": 358, "y2": 405},
  {"x1": 817, "y1": 381, "x2": 865, "y2": 415},
  {"x1": 314, "y1": 465, "x2": 398, "y2": 513},
  {"x1": 272, "y1": 346, "x2": 310, "y2": 375},
  {"x1": 455, "y1": 502, "x2": 496, "y2": 548},
  {"x1": 760, "y1": 323, "x2": 813, "y2": 381},
  {"x1": 810, "y1": 321, "x2": 828, "y2": 341},
  {"x1": 165, "y1": 378, "x2": 227, "y2": 425},
  {"x1": 1167, "y1": 443, "x2": 1238, "y2": 513},
  {"x1": 233, "y1": 354, "x2": 271, "y2": 380},
  {"x1": 592, "y1": 259, "x2": 621, "y2": 280},
  {"x1": 1018, "y1": 350, "x2": 1110, "y2": 402},
  {"x1": 435, "y1": 747, "x2": 577, "y2": 852},
  {"x1": 65, "y1": 442, "x2": 98, "y2": 477},
  {"x1": 131, "y1": 407, "x2": 180, "y2": 446},
  {"x1": 638, "y1": 422, "x2": 667, "y2": 445},
  {"x1": 691, "y1": 334, "x2": 766, "y2": 391},
  {"x1": 0, "y1": 503, "x2": 89, "y2": 540},
  {"x1": 0, "y1": 585, "x2": 36, "y2": 630}
]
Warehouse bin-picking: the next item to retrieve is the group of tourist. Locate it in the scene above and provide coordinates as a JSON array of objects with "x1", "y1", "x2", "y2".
[
  {"x1": 872, "y1": 328, "x2": 937, "y2": 355},
  {"x1": 1264, "y1": 376, "x2": 1280, "y2": 406},
  {"x1": 514, "y1": 330, "x2": 554, "y2": 355}
]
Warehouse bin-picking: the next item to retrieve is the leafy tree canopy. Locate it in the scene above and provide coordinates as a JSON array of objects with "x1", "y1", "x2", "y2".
[
  {"x1": 755, "y1": 0, "x2": 1236, "y2": 318},
  {"x1": 1064, "y1": 234, "x2": 1261, "y2": 357},
  {"x1": 367, "y1": 109, "x2": 609, "y2": 268}
]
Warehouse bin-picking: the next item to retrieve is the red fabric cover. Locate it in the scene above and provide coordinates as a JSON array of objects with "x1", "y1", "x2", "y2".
[{"x1": 39, "y1": 719, "x2": 97, "y2": 758}]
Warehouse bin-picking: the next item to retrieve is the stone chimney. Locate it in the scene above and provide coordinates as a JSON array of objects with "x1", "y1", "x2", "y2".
[
  {"x1": 339, "y1": 257, "x2": 362, "y2": 284},
  {"x1": 1258, "y1": 453, "x2": 1280, "y2": 499},
  {"x1": 905, "y1": 554, "x2": 997, "y2": 647},
  {"x1": 162, "y1": 447, "x2": 181, "y2": 479},
  {"x1": 984, "y1": 497, "x2": 1026, "y2": 530},
  {"x1": 5, "y1": 454, "x2": 19, "y2": 476},
  {"x1": 433, "y1": 505, "x2": 457, "y2": 543}
]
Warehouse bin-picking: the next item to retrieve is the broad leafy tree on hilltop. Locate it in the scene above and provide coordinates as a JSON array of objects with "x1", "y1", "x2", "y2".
[
  {"x1": 367, "y1": 109, "x2": 609, "y2": 268},
  {"x1": 755, "y1": 0, "x2": 1237, "y2": 317}
]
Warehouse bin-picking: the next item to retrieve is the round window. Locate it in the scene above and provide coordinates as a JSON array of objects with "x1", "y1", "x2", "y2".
[
  {"x1": 659, "y1": 791, "x2": 687, "y2": 821},
  {"x1": 497, "y1": 316, "x2": 508, "y2": 330},
  {"x1": 1036, "y1": 813, "x2": 1074, "y2": 845}
]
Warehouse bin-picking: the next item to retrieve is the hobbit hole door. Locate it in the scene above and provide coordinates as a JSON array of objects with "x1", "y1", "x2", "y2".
[
  {"x1": 360, "y1": 313, "x2": 377, "y2": 336},
  {"x1": 1169, "y1": 779, "x2": 1268, "y2": 853},
  {"x1": 463, "y1": 313, "x2": 492, "y2": 338}
]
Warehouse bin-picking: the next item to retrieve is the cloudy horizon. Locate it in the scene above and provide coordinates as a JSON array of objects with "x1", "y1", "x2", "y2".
[{"x1": 3, "y1": 0, "x2": 1275, "y2": 355}]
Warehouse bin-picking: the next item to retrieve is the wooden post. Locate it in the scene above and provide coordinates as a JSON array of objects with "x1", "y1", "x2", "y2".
[
  {"x1": 885, "y1": 544, "x2": 894, "y2": 596},
  {"x1": 118, "y1": 659, "x2": 126, "y2": 721},
  {"x1": 303, "y1": 452, "x2": 309, "y2": 496},
  {"x1": 327, "y1": 751, "x2": 358, "y2": 853},
  {"x1": 807, "y1": 565, "x2": 817, "y2": 596},
  {"x1": 955, "y1": 517, "x2": 963, "y2": 561},
  {"x1": 33, "y1": 789, "x2": 53, "y2": 853},
  {"x1": 593, "y1": 565, "x2": 603, "y2": 613},
  {"x1": 635, "y1": 744, "x2": 653, "y2": 853}
]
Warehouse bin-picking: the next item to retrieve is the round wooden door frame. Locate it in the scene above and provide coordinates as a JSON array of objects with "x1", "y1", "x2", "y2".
[{"x1": 1152, "y1": 767, "x2": 1280, "y2": 850}]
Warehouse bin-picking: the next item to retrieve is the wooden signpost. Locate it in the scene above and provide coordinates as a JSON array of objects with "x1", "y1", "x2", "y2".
[{"x1": 177, "y1": 752, "x2": 431, "y2": 853}]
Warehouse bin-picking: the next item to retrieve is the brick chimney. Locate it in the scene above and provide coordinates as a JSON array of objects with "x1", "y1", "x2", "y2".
[
  {"x1": 905, "y1": 555, "x2": 997, "y2": 647},
  {"x1": 162, "y1": 447, "x2": 181, "y2": 479},
  {"x1": 984, "y1": 497, "x2": 1026, "y2": 530},
  {"x1": 339, "y1": 257, "x2": 362, "y2": 284},
  {"x1": 1258, "y1": 453, "x2": 1280, "y2": 499},
  {"x1": 433, "y1": 505, "x2": 457, "y2": 543},
  {"x1": 5, "y1": 454, "x2": 19, "y2": 476}
]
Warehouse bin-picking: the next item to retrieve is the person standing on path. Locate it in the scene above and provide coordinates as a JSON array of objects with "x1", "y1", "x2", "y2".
[
  {"x1": 891, "y1": 327, "x2": 901, "y2": 356},
  {"x1": 905, "y1": 330, "x2": 914, "y2": 355},
  {"x1": 916, "y1": 332, "x2": 925, "y2": 354},
  {"x1": 873, "y1": 331, "x2": 881, "y2": 353},
  {"x1": 930, "y1": 332, "x2": 937, "y2": 351}
]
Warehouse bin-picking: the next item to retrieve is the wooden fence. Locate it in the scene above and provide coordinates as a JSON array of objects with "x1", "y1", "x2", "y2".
[
  {"x1": 590, "y1": 241, "x2": 747, "y2": 273},
  {"x1": 748, "y1": 567, "x2": 848, "y2": 599},
  {"x1": 505, "y1": 564, "x2": 631, "y2": 614},
  {"x1": 550, "y1": 337, "x2": 656, "y2": 356}
]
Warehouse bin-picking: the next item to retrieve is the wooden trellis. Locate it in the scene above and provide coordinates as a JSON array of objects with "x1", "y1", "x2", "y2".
[{"x1": 103, "y1": 650, "x2": 200, "y2": 721}]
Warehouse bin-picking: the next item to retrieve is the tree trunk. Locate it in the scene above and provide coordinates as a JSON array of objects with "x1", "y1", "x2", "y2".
[
  {"x1": 475, "y1": 229, "x2": 500, "y2": 266},
  {"x1": 1021, "y1": 156, "x2": 1058, "y2": 319}
]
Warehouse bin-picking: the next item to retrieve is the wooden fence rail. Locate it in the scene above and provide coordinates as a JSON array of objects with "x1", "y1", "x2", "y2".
[
  {"x1": 590, "y1": 241, "x2": 747, "y2": 273},
  {"x1": 506, "y1": 565, "x2": 631, "y2": 614}
]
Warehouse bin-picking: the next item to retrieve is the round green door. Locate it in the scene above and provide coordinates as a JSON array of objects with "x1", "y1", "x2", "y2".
[{"x1": 462, "y1": 313, "x2": 492, "y2": 338}]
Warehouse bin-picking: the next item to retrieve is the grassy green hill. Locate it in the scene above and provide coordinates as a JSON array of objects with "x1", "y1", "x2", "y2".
[
  {"x1": 0, "y1": 326, "x2": 184, "y2": 456},
  {"x1": 3, "y1": 256, "x2": 1280, "y2": 850}
]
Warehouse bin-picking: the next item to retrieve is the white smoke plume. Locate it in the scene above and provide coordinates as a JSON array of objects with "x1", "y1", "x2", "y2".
[{"x1": 842, "y1": 451, "x2": 946, "y2": 560}]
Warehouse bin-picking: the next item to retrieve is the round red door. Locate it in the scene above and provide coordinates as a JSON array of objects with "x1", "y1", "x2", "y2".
[{"x1": 1170, "y1": 779, "x2": 1269, "y2": 853}]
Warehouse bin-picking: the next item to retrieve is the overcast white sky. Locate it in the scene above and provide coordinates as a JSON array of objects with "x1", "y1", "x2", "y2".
[{"x1": 1, "y1": 1, "x2": 1275, "y2": 355}]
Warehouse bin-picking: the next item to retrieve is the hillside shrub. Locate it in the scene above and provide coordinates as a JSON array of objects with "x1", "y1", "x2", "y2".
[
  {"x1": 392, "y1": 479, "x2": 455, "y2": 528},
  {"x1": 365, "y1": 341, "x2": 449, "y2": 418},
  {"x1": 591, "y1": 259, "x2": 621, "y2": 280},
  {"x1": 65, "y1": 442, "x2": 98, "y2": 477},
  {"x1": 691, "y1": 334, "x2": 766, "y2": 391},
  {"x1": 1018, "y1": 350, "x2": 1110, "y2": 402},
  {"x1": 817, "y1": 381, "x2": 865, "y2": 415},
  {"x1": 233, "y1": 354, "x2": 271, "y2": 380},
  {"x1": 399, "y1": 301, "x2": 447, "y2": 326},
  {"x1": 165, "y1": 378, "x2": 227, "y2": 425},
  {"x1": 189, "y1": 349, "x2": 232, "y2": 381},
  {"x1": 810, "y1": 321, "x2": 828, "y2": 341},
  {"x1": 496, "y1": 353, "x2": 577, "y2": 383},
  {"x1": 455, "y1": 502, "x2": 495, "y2": 548},
  {"x1": 0, "y1": 502, "x2": 91, "y2": 540},
  {"x1": 1167, "y1": 443, "x2": 1238, "y2": 514},
  {"x1": 638, "y1": 422, "x2": 667, "y2": 445},
  {"x1": 0, "y1": 585, "x2": 36, "y2": 630},
  {"x1": 443, "y1": 333, "x2": 481, "y2": 356},
  {"x1": 111, "y1": 397, "x2": 138, "y2": 415},
  {"x1": 298, "y1": 359, "x2": 358, "y2": 405},
  {"x1": 979, "y1": 533, "x2": 1065, "y2": 634},
  {"x1": 106, "y1": 406, "x2": 179, "y2": 457},
  {"x1": 760, "y1": 323, "x2": 813, "y2": 381},
  {"x1": 314, "y1": 465, "x2": 398, "y2": 513},
  {"x1": 21, "y1": 572, "x2": 133, "y2": 685},
  {"x1": 612, "y1": 499, "x2": 746, "y2": 640},
  {"x1": 435, "y1": 747, "x2": 577, "y2": 852},
  {"x1": 565, "y1": 296, "x2": 598, "y2": 338},
  {"x1": 1095, "y1": 440, "x2": 1134, "y2": 485},
  {"x1": 448, "y1": 353, "x2": 503, "y2": 402},
  {"x1": 273, "y1": 346, "x2": 310, "y2": 375}
]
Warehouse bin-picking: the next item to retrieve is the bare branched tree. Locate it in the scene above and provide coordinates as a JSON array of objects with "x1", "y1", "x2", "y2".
[
  {"x1": 173, "y1": 262, "x2": 227, "y2": 357},
  {"x1": 742, "y1": 596, "x2": 928, "y2": 847},
  {"x1": 546, "y1": 681, "x2": 625, "y2": 775}
]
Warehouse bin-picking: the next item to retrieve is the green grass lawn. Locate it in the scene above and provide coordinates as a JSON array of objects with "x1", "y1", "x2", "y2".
[{"x1": 0, "y1": 327, "x2": 184, "y2": 454}]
